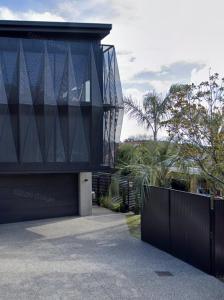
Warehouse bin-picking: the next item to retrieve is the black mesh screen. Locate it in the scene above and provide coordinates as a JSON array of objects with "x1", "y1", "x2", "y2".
[
  {"x1": 0, "y1": 37, "x2": 123, "y2": 171},
  {"x1": 102, "y1": 45, "x2": 124, "y2": 167}
]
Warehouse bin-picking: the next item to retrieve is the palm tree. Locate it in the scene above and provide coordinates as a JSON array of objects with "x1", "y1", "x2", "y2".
[
  {"x1": 118, "y1": 139, "x2": 179, "y2": 190},
  {"x1": 124, "y1": 92, "x2": 169, "y2": 141}
]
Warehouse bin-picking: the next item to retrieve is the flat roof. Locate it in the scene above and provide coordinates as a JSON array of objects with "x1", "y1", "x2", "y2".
[{"x1": 0, "y1": 20, "x2": 112, "y2": 40}]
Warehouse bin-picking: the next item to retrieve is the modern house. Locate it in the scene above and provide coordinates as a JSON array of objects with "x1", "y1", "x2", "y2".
[{"x1": 0, "y1": 20, "x2": 123, "y2": 223}]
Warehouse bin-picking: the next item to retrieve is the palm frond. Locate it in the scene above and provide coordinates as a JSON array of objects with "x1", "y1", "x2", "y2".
[{"x1": 124, "y1": 96, "x2": 153, "y2": 130}]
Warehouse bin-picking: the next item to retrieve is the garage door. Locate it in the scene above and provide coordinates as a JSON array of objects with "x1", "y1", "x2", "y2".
[{"x1": 0, "y1": 174, "x2": 78, "y2": 224}]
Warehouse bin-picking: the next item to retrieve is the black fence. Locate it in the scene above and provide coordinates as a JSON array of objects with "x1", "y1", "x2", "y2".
[
  {"x1": 141, "y1": 186, "x2": 224, "y2": 276},
  {"x1": 214, "y1": 200, "x2": 224, "y2": 276},
  {"x1": 92, "y1": 172, "x2": 139, "y2": 212},
  {"x1": 92, "y1": 172, "x2": 112, "y2": 201}
]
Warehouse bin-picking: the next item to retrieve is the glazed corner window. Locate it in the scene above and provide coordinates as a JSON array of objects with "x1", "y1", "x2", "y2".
[{"x1": 85, "y1": 80, "x2": 90, "y2": 102}]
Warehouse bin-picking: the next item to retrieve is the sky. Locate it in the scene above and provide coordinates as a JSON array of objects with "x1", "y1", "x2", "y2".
[{"x1": 0, "y1": 0, "x2": 223, "y2": 140}]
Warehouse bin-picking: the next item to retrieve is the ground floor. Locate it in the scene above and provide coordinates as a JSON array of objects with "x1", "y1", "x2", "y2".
[{"x1": 0, "y1": 206, "x2": 223, "y2": 299}]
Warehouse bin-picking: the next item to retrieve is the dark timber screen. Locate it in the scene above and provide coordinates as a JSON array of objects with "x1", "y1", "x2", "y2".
[{"x1": 142, "y1": 186, "x2": 224, "y2": 276}]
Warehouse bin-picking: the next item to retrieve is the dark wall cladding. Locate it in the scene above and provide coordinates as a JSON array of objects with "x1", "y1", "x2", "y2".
[
  {"x1": 0, "y1": 36, "x2": 123, "y2": 171},
  {"x1": 0, "y1": 173, "x2": 79, "y2": 223}
]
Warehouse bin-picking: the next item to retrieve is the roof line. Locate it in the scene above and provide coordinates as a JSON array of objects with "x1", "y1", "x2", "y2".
[{"x1": 0, "y1": 20, "x2": 112, "y2": 39}]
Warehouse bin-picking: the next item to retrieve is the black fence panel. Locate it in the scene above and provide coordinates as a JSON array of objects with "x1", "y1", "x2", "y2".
[
  {"x1": 141, "y1": 186, "x2": 217, "y2": 275},
  {"x1": 214, "y1": 200, "x2": 224, "y2": 276},
  {"x1": 141, "y1": 186, "x2": 170, "y2": 252},
  {"x1": 170, "y1": 190, "x2": 211, "y2": 274},
  {"x1": 92, "y1": 172, "x2": 140, "y2": 212},
  {"x1": 92, "y1": 172, "x2": 111, "y2": 200}
]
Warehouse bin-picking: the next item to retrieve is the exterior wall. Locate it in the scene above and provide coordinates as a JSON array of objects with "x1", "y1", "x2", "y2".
[
  {"x1": 0, "y1": 36, "x2": 123, "y2": 173},
  {"x1": 0, "y1": 22, "x2": 123, "y2": 223},
  {"x1": 79, "y1": 172, "x2": 92, "y2": 216}
]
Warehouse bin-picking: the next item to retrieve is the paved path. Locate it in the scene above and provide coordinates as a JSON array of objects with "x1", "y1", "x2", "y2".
[{"x1": 0, "y1": 206, "x2": 224, "y2": 299}]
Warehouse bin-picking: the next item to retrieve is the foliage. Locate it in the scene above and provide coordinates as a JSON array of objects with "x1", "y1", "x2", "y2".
[
  {"x1": 99, "y1": 195, "x2": 122, "y2": 212},
  {"x1": 110, "y1": 176, "x2": 120, "y2": 197},
  {"x1": 126, "y1": 214, "x2": 141, "y2": 239},
  {"x1": 117, "y1": 140, "x2": 180, "y2": 197},
  {"x1": 124, "y1": 134, "x2": 149, "y2": 142},
  {"x1": 124, "y1": 92, "x2": 170, "y2": 141},
  {"x1": 167, "y1": 73, "x2": 224, "y2": 191},
  {"x1": 99, "y1": 176, "x2": 127, "y2": 213},
  {"x1": 116, "y1": 143, "x2": 137, "y2": 172}
]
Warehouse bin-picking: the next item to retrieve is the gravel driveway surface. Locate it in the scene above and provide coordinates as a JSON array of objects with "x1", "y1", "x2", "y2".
[{"x1": 0, "y1": 206, "x2": 223, "y2": 300}]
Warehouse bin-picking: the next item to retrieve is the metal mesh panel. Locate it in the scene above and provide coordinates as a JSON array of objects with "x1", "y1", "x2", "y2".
[
  {"x1": 91, "y1": 46, "x2": 102, "y2": 107},
  {"x1": 102, "y1": 45, "x2": 124, "y2": 167},
  {"x1": 103, "y1": 110, "x2": 110, "y2": 165},
  {"x1": 0, "y1": 62, "x2": 17, "y2": 162},
  {"x1": 0, "y1": 36, "x2": 123, "y2": 170}
]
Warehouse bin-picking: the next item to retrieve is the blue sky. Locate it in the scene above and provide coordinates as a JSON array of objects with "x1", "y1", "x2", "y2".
[
  {"x1": 0, "y1": 0, "x2": 223, "y2": 140},
  {"x1": 0, "y1": 0, "x2": 49, "y2": 11}
]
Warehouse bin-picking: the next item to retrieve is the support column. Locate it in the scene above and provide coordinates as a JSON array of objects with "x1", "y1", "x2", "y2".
[{"x1": 79, "y1": 172, "x2": 92, "y2": 216}]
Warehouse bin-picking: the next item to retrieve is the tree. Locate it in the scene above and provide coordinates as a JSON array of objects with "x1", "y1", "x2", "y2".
[
  {"x1": 124, "y1": 92, "x2": 169, "y2": 141},
  {"x1": 167, "y1": 73, "x2": 224, "y2": 191},
  {"x1": 117, "y1": 139, "x2": 178, "y2": 187}
]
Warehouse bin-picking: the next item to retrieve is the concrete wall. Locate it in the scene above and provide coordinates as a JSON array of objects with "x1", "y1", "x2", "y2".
[{"x1": 79, "y1": 172, "x2": 92, "y2": 216}]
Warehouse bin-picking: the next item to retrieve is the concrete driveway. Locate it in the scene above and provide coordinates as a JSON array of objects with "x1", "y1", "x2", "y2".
[{"x1": 0, "y1": 206, "x2": 224, "y2": 300}]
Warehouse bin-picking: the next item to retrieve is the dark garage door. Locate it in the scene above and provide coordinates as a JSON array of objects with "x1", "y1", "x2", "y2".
[{"x1": 0, "y1": 174, "x2": 78, "y2": 224}]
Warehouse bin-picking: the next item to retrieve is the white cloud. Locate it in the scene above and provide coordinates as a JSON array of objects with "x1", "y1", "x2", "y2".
[
  {"x1": 0, "y1": 6, "x2": 64, "y2": 22},
  {"x1": 0, "y1": 7, "x2": 16, "y2": 20},
  {"x1": 22, "y1": 11, "x2": 64, "y2": 22},
  {"x1": 54, "y1": 0, "x2": 122, "y2": 22}
]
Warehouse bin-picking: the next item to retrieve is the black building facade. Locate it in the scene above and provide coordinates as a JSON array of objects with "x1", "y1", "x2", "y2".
[{"x1": 0, "y1": 21, "x2": 123, "y2": 223}]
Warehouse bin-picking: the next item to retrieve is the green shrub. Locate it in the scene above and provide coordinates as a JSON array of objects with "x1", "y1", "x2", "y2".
[
  {"x1": 99, "y1": 195, "x2": 122, "y2": 212},
  {"x1": 110, "y1": 177, "x2": 120, "y2": 197}
]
